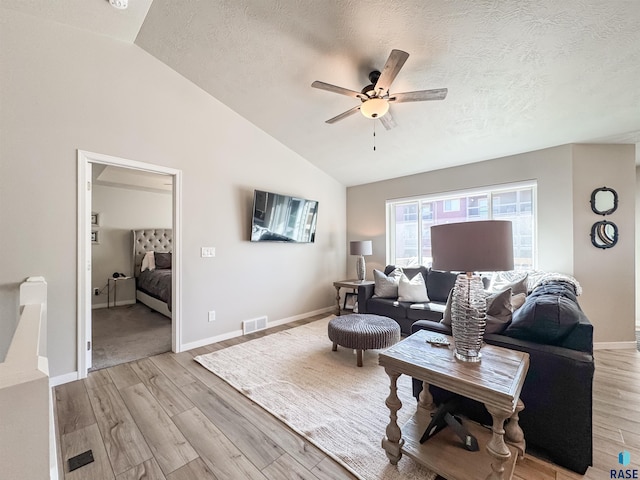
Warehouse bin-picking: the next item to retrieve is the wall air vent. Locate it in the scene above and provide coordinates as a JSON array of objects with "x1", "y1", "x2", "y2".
[{"x1": 243, "y1": 316, "x2": 268, "y2": 335}]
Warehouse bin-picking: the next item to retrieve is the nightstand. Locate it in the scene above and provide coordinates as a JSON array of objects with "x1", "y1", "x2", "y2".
[{"x1": 107, "y1": 276, "x2": 132, "y2": 308}]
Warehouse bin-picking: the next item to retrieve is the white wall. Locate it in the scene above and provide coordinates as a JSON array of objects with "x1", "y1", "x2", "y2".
[
  {"x1": 572, "y1": 144, "x2": 636, "y2": 343},
  {"x1": 0, "y1": 9, "x2": 346, "y2": 377},
  {"x1": 347, "y1": 144, "x2": 636, "y2": 343},
  {"x1": 91, "y1": 184, "x2": 172, "y2": 308}
]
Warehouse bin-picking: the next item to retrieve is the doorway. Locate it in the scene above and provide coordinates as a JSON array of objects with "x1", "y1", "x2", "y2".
[{"x1": 77, "y1": 150, "x2": 183, "y2": 378}]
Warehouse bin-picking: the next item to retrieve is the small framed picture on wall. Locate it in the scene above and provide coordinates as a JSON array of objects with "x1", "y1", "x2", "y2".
[
  {"x1": 90, "y1": 212, "x2": 100, "y2": 226},
  {"x1": 91, "y1": 230, "x2": 100, "y2": 244}
]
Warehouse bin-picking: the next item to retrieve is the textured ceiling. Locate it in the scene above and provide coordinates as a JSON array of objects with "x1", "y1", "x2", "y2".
[{"x1": 6, "y1": 1, "x2": 640, "y2": 186}]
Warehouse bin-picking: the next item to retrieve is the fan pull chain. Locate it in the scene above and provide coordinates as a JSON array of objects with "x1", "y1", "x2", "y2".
[{"x1": 373, "y1": 120, "x2": 376, "y2": 151}]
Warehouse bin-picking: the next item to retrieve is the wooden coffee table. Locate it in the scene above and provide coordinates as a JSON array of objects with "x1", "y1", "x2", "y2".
[{"x1": 379, "y1": 329, "x2": 529, "y2": 480}]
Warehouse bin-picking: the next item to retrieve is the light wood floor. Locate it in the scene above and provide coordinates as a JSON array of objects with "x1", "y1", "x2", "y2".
[{"x1": 54, "y1": 314, "x2": 640, "y2": 480}]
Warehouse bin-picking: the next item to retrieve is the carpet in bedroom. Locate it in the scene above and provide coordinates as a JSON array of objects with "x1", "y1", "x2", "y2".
[{"x1": 91, "y1": 302, "x2": 171, "y2": 371}]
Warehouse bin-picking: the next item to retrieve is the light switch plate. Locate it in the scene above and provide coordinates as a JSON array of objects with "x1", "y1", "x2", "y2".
[{"x1": 201, "y1": 247, "x2": 215, "y2": 257}]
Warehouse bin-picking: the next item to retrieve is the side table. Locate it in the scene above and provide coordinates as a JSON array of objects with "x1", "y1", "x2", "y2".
[
  {"x1": 107, "y1": 276, "x2": 132, "y2": 308},
  {"x1": 332, "y1": 279, "x2": 374, "y2": 316},
  {"x1": 379, "y1": 329, "x2": 529, "y2": 480}
]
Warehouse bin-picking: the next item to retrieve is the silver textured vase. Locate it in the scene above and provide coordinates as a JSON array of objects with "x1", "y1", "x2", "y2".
[
  {"x1": 450, "y1": 274, "x2": 487, "y2": 362},
  {"x1": 356, "y1": 255, "x2": 366, "y2": 281}
]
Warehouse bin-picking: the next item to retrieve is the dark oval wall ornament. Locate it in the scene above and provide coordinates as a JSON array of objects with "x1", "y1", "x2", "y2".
[
  {"x1": 590, "y1": 186, "x2": 618, "y2": 215},
  {"x1": 590, "y1": 220, "x2": 618, "y2": 249}
]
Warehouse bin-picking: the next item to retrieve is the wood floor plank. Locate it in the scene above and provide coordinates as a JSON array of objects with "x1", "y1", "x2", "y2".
[
  {"x1": 180, "y1": 380, "x2": 285, "y2": 470},
  {"x1": 55, "y1": 380, "x2": 97, "y2": 435},
  {"x1": 116, "y1": 458, "x2": 166, "y2": 480},
  {"x1": 87, "y1": 383, "x2": 153, "y2": 475},
  {"x1": 108, "y1": 363, "x2": 144, "y2": 390},
  {"x1": 129, "y1": 357, "x2": 194, "y2": 417},
  {"x1": 165, "y1": 457, "x2": 218, "y2": 480},
  {"x1": 172, "y1": 407, "x2": 268, "y2": 480},
  {"x1": 262, "y1": 453, "x2": 319, "y2": 480},
  {"x1": 119, "y1": 383, "x2": 198, "y2": 475},
  {"x1": 309, "y1": 457, "x2": 358, "y2": 480},
  {"x1": 60, "y1": 423, "x2": 115, "y2": 480},
  {"x1": 149, "y1": 352, "x2": 198, "y2": 388},
  {"x1": 85, "y1": 369, "x2": 114, "y2": 390}
]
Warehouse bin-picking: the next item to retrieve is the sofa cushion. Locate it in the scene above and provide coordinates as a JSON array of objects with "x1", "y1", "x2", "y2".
[
  {"x1": 398, "y1": 272, "x2": 430, "y2": 302},
  {"x1": 426, "y1": 269, "x2": 458, "y2": 302},
  {"x1": 504, "y1": 283, "x2": 584, "y2": 345},
  {"x1": 440, "y1": 290, "x2": 454, "y2": 326},
  {"x1": 372, "y1": 268, "x2": 402, "y2": 298},
  {"x1": 488, "y1": 271, "x2": 529, "y2": 295},
  {"x1": 365, "y1": 297, "x2": 410, "y2": 319},
  {"x1": 407, "y1": 302, "x2": 446, "y2": 322}
]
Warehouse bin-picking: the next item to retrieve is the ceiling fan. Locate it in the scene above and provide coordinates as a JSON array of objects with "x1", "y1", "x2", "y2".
[{"x1": 311, "y1": 49, "x2": 447, "y2": 130}]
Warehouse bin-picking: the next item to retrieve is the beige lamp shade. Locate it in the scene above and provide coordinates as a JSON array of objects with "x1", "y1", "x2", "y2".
[
  {"x1": 350, "y1": 240, "x2": 372, "y2": 256},
  {"x1": 431, "y1": 221, "x2": 514, "y2": 272}
]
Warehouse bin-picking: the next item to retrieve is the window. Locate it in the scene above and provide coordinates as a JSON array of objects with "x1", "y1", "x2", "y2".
[{"x1": 387, "y1": 182, "x2": 536, "y2": 270}]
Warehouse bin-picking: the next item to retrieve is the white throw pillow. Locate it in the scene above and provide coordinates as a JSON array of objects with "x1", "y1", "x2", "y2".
[
  {"x1": 373, "y1": 268, "x2": 402, "y2": 298},
  {"x1": 398, "y1": 272, "x2": 430, "y2": 302},
  {"x1": 141, "y1": 251, "x2": 156, "y2": 272}
]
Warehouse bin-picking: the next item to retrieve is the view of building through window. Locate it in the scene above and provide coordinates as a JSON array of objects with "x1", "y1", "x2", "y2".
[{"x1": 388, "y1": 182, "x2": 536, "y2": 270}]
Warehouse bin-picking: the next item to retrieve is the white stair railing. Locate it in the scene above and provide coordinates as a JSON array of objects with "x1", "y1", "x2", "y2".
[{"x1": 0, "y1": 277, "x2": 51, "y2": 479}]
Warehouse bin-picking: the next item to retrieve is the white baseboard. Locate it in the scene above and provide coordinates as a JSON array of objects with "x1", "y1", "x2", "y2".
[
  {"x1": 49, "y1": 371, "x2": 79, "y2": 387},
  {"x1": 594, "y1": 341, "x2": 637, "y2": 350},
  {"x1": 180, "y1": 306, "x2": 335, "y2": 353}
]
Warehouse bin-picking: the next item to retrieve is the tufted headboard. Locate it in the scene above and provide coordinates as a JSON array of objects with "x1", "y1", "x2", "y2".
[{"x1": 132, "y1": 229, "x2": 173, "y2": 277}]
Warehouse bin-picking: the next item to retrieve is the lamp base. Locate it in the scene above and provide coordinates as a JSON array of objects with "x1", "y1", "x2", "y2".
[
  {"x1": 451, "y1": 274, "x2": 486, "y2": 363},
  {"x1": 356, "y1": 255, "x2": 366, "y2": 281}
]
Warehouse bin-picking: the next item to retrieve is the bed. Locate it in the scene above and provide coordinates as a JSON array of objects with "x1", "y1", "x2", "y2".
[{"x1": 132, "y1": 228, "x2": 173, "y2": 318}]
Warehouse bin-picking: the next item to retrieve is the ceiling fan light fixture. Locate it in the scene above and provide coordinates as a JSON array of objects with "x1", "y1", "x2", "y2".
[{"x1": 360, "y1": 98, "x2": 389, "y2": 119}]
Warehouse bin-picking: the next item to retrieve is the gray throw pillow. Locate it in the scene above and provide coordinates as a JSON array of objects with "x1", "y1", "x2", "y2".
[
  {"x1": 442, "y1": 287, "x2": 513, "y2": 335},
  {"x1": 485, "y1": 288, "x2": 513, "y2": 334},
  {"x1": 154, "y1": 252, "x2": 172, "y2": 269},
  {"x1": 373, "y1": 268, "x2": 402, "y2": 298}
]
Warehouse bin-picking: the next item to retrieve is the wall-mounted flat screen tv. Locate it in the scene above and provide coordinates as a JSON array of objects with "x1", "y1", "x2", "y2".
[{"x1": 251, "y1": 189, "x2": 319, "y2": 243}]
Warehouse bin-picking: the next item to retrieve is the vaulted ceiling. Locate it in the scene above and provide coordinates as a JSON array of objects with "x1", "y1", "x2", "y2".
[{"x1": 4, "y1": 0, "x2": 640, "y2": 186}]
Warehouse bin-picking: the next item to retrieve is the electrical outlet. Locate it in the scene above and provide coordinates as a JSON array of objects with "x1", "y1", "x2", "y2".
[
  {"x1": 201, "y1": 247, "x2": 215, "y2": 258},
  {"x1": 93, "y1": 288, "x2": 100, "y2": 296},
  {"x1": 208, "y1": 310, "x2": 216, "y2": 322}
]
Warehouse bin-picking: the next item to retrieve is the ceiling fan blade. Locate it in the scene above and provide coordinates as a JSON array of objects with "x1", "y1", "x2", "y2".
[
  {"x1": 325, "y1": 105, "x2": 361, "y2": 124},
  {"x1": 374, "y1": 49, "x2": 409, "y2": 95},
  {"x1": 312, "y1": 81, "x2": 367, "y2": 99},
  {"x1": 389, "y1": 88, "x2": 448, "y2": 103},
  {"x1": 379, "y1": 110, "x2": 397, "y2": 130}
]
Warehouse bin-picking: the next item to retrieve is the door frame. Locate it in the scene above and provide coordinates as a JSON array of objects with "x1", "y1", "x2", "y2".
[{"x1": 77, "y1": 149, "x2": 183, "y2": 378}]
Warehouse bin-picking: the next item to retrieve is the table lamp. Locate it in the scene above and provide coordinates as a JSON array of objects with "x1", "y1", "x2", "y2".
[
  {"x1": 431, "y1": 221, "x2": 513, "y2": 362},
  {"x1": 350, "y1": 240, "x2": 372, "y2": 281}
]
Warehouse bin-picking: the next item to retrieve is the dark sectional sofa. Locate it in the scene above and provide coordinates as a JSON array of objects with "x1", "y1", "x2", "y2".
[
  {"x1": 357, "y1": 265, "x2": 595, "y2": 474},
  {"x1": 357, "y1": 265, "x2": 458, "y2": 334}
]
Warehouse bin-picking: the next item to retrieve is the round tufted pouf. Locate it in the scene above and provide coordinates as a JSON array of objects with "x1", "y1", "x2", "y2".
[{"x1": 328, "y1": 314, "x2": 401, "y2": 367}]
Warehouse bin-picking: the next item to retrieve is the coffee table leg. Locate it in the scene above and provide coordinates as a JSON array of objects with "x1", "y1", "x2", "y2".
[
  {"x1": 418, "y1": 381, "x2": 434, "y2": 412},
  {"x1": 334, "y1": 286, "x2": 341, "y2": 315},
  {"x1": 381, "y1": 367, "x2": 404, "y2": 465},
  {"x1": 504, "y1": 399, "x2": 526, "y2": 458},
  {"x1": 484, "y1": 404, "x2": 512, "y2": 480}
]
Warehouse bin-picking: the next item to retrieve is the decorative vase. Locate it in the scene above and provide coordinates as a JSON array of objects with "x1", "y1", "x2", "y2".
[{"x1": 450, "y1": 274, "x2": 487, "y2": 362}]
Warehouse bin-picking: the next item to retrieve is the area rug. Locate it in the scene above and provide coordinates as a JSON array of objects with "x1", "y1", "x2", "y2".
[{"x1": 194, "y1": 317, "x2": 436, "y2": 480}]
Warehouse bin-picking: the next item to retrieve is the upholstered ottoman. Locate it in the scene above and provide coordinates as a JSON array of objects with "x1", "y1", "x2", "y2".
[{"x1": 328, "y1": 314, "x2": 401, "y2": 367}]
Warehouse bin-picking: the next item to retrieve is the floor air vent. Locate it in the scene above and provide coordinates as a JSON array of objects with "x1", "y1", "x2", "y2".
[{"x1": 243, "y1": 316, "x2": 268, "y2": 335}]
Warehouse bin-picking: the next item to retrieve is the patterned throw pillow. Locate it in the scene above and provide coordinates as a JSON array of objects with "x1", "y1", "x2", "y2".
[{"x1": 373, "y1": 268, "x2": 402, "y2": 298}]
